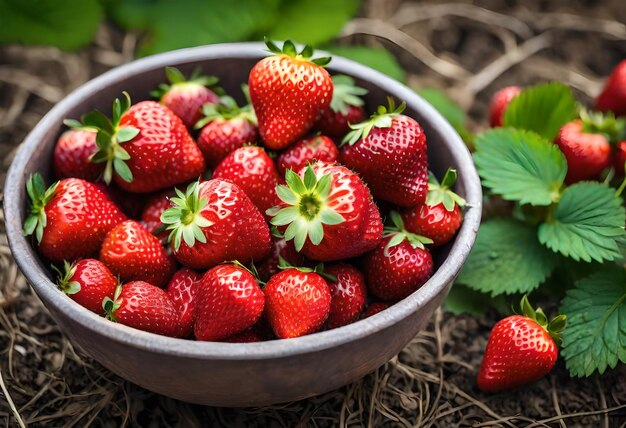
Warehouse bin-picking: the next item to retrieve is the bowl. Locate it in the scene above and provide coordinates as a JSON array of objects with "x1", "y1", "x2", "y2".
[{"x1": 4, "y1": 42, "x2": 482, "y2": 407}]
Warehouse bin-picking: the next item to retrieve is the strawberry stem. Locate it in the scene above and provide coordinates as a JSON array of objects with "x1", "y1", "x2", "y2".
[
  {"x1": 103, "y1": 283, "x2": 123, "y2": 321},
  {"x1": 426, "y1": 168, "x2": 467, "y2": 211},
  {"x1": 194, "y1": 93, "x2": 256, "y2": 129},
  {"x1": 263, "y1": 37, "x2": 331, "y2": 67},
  {"x1": 329, "y1": 75, "x2": 368, "y2": 115},
  {"x1": 23, "y1": 173, "x2": 58, "y2": 244},
  {"x1": 53, "y1": 261, "x2": 81, "y2": 295},
  {"x1": 519, "y1": 295, "x2": 566, "y2": 346},
  {"x1": 382, "y1": 211, "x2": 433, "y2": 256},
  {"x1": 342, "y1": 97, "x2": 406, "y2": 146},
  {"x1": 150, "y1": 66, "x2": 219, "y2": 100},
  {"x1": 277, "y1": 257, "x2": 337, "y2": 283}
]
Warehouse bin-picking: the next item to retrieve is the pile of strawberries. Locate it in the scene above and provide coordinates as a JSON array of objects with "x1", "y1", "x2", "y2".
[{"x1": 24, "y1": 40, "x2": 465, "y2": 341}]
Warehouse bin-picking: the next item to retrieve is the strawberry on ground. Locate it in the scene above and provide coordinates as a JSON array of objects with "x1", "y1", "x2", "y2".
[
  {"x1": 140, "y1": 190, "x2": 173, "y2": 240},
  {"x1": 275, "y1": 135, "x2": 339, "y2": 177},
  {"x1": 596, "y1": 60, "x2": 626, "y2": 117},
  {"x1": 53, "y1": 123, "x2": 102, "y2": 181},
  {"x1": 323, "y1": 263, "x2": 367, "y2": 330},
  {"x1": 166, "y1": 268, "x2": 202, "y2": 338},
  {"x1": 54, "y1": 259, "x2": 118, "y2": 314},
  {"x1": 362, "y1": 301, "x2": 393, "y2": 318},
  {"x1": 315, "y1": 75, "x2": 367, "y2": 140},
  {"x1": 489, "y1": 86, "x2": 522, "y2": 127}
]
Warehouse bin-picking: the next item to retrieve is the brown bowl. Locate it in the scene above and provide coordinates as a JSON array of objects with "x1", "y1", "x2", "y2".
[{"x1": 3, "y1": 42, "x2": 481, "y2": 406}]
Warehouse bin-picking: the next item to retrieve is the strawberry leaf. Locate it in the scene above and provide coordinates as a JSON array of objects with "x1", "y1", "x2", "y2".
[{"x1": 445, "y1": 283, "x2": 511, "y2": 316}]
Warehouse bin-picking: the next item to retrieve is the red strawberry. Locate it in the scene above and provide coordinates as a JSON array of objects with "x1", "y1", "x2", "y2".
[
  {"x1": 222, "y1": 317, "x2": 274, "y2": 342},
  {"x1": 477, "y1": 296, "x2": 565, "y2": 392},
  {"x1": 194, "y1": 264, "x2": 265, "y2": 341},
  {"x1": 364, "y1": 212, "x2": 434, "y2": 300},
  {"x1": 323, "y1": 263, "x2": 367, "y2": 329},
  {"x1": 23, "y1": 174, "x2": 126, "y2": 262},
  {"x1": 212, "y1": 146, "x2": 279, "y2": 215},
  {"x1": 104, "y1": 282, "x2": 180, "y2": 337},
  {"x1": 596, "y1": 60, "x2": 626, "y2": 117},
  {"x1": 489, "y1": 86, "x2": 522, "y2": 127},
  {"x1": 276, "y1": 135, "x2": 339, "y2": 177},
  {"x1": 54, "y1": 259, "x2": 118, "y2": 314},
  {"x1": 613, "y1": 140, "x2": 626, "y2": 176},
  {"x1": 315, "y1": 75, "x2": 367, "y2": 140},
  {"x1": 268, "y1": 162, "x2": 382, "y2": 261},
  {"x1": 362, "y1": 301, "x2": 393, "y2": 318},
  {"x1": 140, "y1": 191, "x2": 173, "y2": 240},
  {"x1": 53, "y1": 125, "x2": 102, "y2": 181},
  {"x1": 339, "y1": 99, "x2": 428, "y2": 207},
  {"x1": 151, "y1": 66, "x2": 219, "y2": 128},
  {"x1": 256, "y1": 229, "x2": 304, "y2": 282},
  {"x1": 248, "y1": 39, "x2": 333, "y2": 150},
  {"x1": 166, "y1": 268, "x2": 202, "y2": 338},
  {"x1": 401, "y1": 168, "x2": 466, "y2": 246},
  {"x1": 94, "y1": 182, "x2": 147, "y2": 220},
  {"x1": 100, "y1": 220, "x2": 176, "y2": 288},
  {"x1": 264, "y1": 268, "x2": 331, "y2": 339},
  {"x1": 161, "y1": 179, "x2": 271, "y2": 270}
]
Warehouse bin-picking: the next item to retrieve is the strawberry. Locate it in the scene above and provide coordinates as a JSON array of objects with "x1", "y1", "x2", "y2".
[
  {"x1": 401, "y1": 168, "x2": 466, "y2": 246},
  {"x1": 362, "y1": 301, "x2": 393, "y2": 318},
  {"x1": 140, "y1": 191, "x2": 173, "y2": 240},
  {"x1": 340, "y1": 99, "x2": 428, "y2": 207},
  {"x1": 315, "y1": 75, "x2": 368, "y2": 140},
  {"x1": 264, "y1": 267, "x2": 331, "y2": 339},
  {"x1": 94, "y1": 182, "x2": 147, "y2": 220},
  {"x1": 54, "y1": 259, "x2": 118, "y2": 314},
  {"x1": 166, "y1": 268, "x2": 202, "y2": 338},
  {"x1": 268, "y1": 162, "x2": 382, "y2": 261},
  {"x1": 85, "y1": 92, "x2": 205, "y2": 193},
  {"x1": 364, "y1": 212, "x2": 434, "y2": 300},
  {"x1": 256, "y1": 229, "x2": 304, "y2": 282},
  {"x1": 323, "y1": 263, "x2": 367, "y2": 329},
  {"x1": 100, "y1": 220, "x2": 176, "y2": 288},
  {"x1": 489, "y1": 86, "x2": 522, "y2": 127},
  {"x1": 194, "y1": 264, "x2": 265, "y2": 341},
  {"x1": 23, "y1": 174, "x2": 126, "y2": 262},
  {"x1": 53, "y1": 124, "x2": 102, "y2": 181},
  {"x1": 596, "y1": 60, "x2": 626, "y2": 117},
  {"x1": 248, "y1": 39, "x2": 333, "y2": 150},
  {"x1": 151, "y1": 66, "x2": 219, "y2": 128},
  {"x1": 275, "y1": 135, "x2": 339, "y2": 177},
  {"x1": 477, "y1": 296, "x2": 566, "y2": 392},
  {"x1": 104, "y1": 282, "x2": 180, "y2": 337},
  {"x1": 161, "y1": 179, "x2": 271, "y2": 270},
  {"x1": 212, "y1": 146, "x2": 280, "y2": 215},
  {"x1": 613, "y1": 140, "x2": 626, "y2": 176},
  {"x1": 222, "y1": 317, "x2": 273, "y2": 342}
]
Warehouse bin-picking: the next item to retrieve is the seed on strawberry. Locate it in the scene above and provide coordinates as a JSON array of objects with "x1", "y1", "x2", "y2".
[
  {"x1": 489, "y1": 86, "x2": 522, "y2": 127},
  {"x1": 166, "y1": 268, "x2": 202, "y2": 338},
  {"x1": 54, "y1": 259, "x2": 118, "y2": 314},
  {"x1": 323, "y1": 263, "x2": 367, "y2": 329},
  {"x1": 596, "y1": 60, "x2": 626, "y2": 117},
  {"x1": 53, "y1": 123, "x2": 102, "y2": 181},
  {"x1": 140, "y1": 190, "x2": 174, "y2": 241},
  {"x1": 315, "y1": 75, "x2": 368, "y2": 140},
  {"x1": 362, "y1": 301, "x2": 393, "y2": 318},
  {"x1": 276, "y1": 135, "x2": 339, "y2": 177}
]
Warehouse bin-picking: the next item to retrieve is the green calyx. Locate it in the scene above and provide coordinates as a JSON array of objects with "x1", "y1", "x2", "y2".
[
  {"x1": 230, "y1": 260, "x2": 266, "y2": 286},
  {"x1": 23, "y1": 173, "x2": 58, "y2": 244},
  {"x1": 329, "y1": 75, "x2": 367, "y2": 115},
  {"x1": 52, "y1": 261, "x2": 81, "y2": 295},
  {"x1": 277, "y1": 256, "x2": 337, "y2": 283},
  {"x1": 194, "y1": 86, "x2": 257, "y2": 129},
  {"x1": 342, "y1": 97, "x2": 406, "y2": 146},
  {"x1": 426, "y1": 168, "x2": 467, "y2": 212},
  {"x1": 580, "y1": 109, "x2": 626, "y2": 144},
  {"x1": 383, "y1": 211, "x2": 433, "y2": 256},
  {"x1": 519, "y1": 294, "x2": 567, "y2": 346},
  {"x1": 160, "y1": 180, "x2": 214, "y2": 251},
  {"x1": 267, "y1": 166, "x2": 345, "y2": 252},
  {"x1": 150, "y1": 66, "x2": 219, "y2": 99},
  {"x1": 103, "y1": 283, "x2": 123, "y2": 322},
  {"x1": 264, "y1": 37, "x2": 331, "y2": 67}
]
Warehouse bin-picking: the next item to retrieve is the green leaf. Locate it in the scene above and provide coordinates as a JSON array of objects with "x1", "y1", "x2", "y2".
[
  {"x1": 445, "y1": 284, "x2": 510, "y2": 316},
  {"x1": 502, "y1": 82, "x2": 578, "y2": 141},
  {"x1": 561, "y1": 267, "x2": 626, "y2": 377},
  {"x1": 416, "y1": 88, "x2": 466, "y2": 135},
  {"x1": 457, "y1": 219, "x2": 557, "y2": 296},
  {"x1": 473, "y1": 128, "x2": 567, "y2": 206},
  {"x1": 538, "y1": 182, "x2": 626, "y2": 263},
  {"x1": 0, "y1": 0, "x2": 102, "y2": 51},
  {"x1": 325, "y1": 45, "x2": 406, "y2": 82}
]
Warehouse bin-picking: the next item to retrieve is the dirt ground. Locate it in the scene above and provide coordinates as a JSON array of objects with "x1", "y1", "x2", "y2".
[{"x1": 1, "y1": 0, "x2": 626, "y2": 426}]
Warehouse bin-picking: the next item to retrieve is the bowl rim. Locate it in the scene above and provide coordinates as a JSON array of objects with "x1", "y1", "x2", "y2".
[{"x1": 4, "y1": 42, "x2": 482, "y2": 361}]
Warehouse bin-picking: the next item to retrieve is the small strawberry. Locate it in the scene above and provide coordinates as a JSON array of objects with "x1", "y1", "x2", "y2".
[
  {"x1": 23, "y1": 174, "x2": 126, "y2": 262},
  {"x1": 477, "y1": 295, "x2": 566, "y2": 392},
  {"x1": 151, "y1": 66, "x2": 219, "y2": 128},
  {"x1": 54, "y1": 259, "x2": 118, "y2": 314},
  {"x1": 364, "y1": 212, "x2": 434, "y2": 301},
  {"x1": 140, "y1": 191, "x2": 173, "y2": 240},
  {"x1": 340, "y1": 99, "x2": 428, "y2": 207},
  {"x1": 53, "y1": 123, "x2": 102, "y2": 181},
  {"x1": 323, "y1": 263, "x2": 367, "y2": 329},
  {"x1": 275, "y1": 135, "x2": 339, "y2": 177},
  {"x1": 166, "y1": 268, "x2": 202, "y2": 338},
  {"x1": 613, "y1": 140, "x2": 626, "y2": 176},
  {"x1": 401, "y1": 168, "x2": 466, "y2": 246},
  {"x1": 100, "y1": 220, "x2": 176, "y2": 288},
  {"x1": 103, "y1": 282, "x2": 180, "y2": 337},
  {"x1": 194, "y1": 263, "x2": 265, "y2": 341},
  {"x1": 249, "y1": 39, "x2": 333, "y2": 150},
  {"x1": 256, "y1": 228, "x2": 305, "y2": 282},
  {"x1": 315, "y1": 75, "x2": 368, "y2": 140},
  {"x1": 489, "y1": 86, "x2": 522, "y2": 127},
  {"x1": 596, "y1": 60, "x2": 626, "y2": 117},
  {"x1": 161, "y1": 179, "x2": 271, "y2": 270},
  {"x1": 268, "y1": 162, "x2": 382, "y2": 261},
  {"x1": 264, "y1": 267, "x2": 331, "y2": 339},
  {"x1": 362, "y1": 301, "x2": 393, "y2": 318}
]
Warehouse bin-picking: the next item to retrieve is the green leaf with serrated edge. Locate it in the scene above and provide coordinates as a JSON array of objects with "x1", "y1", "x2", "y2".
[
  {"x1": 502, "y1": 82, "x2": 578, "y2": 141},
  {"x1": 457, "y1": 219, "x2": 557, "y2": 296},
  {"x1": 561, "y1": 266, "x2": 626, "y2": 377},
  {"x1": 474, "y1": 128, "x2": 567, "y2": 206},
  {"x1": 116, "y1": 127, "x2": 139, "y2": 143},
  {"x1": 538, "y1": 182, "x2": 626, "y2": 263},
  {"x1": 416, "y1": 88, "x2": 466, "y2": 135},
  {"x1": 325, "y1": 45, "x2": 406, "y2": 81}
]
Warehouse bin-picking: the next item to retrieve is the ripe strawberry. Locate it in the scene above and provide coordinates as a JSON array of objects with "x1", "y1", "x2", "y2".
[
  {"x1": 53, "y1": 124, "x2": 102, "y2": 181},
  {"x1": 151, "y1": 66, "x2": 219, "y2": 128},
  {"x1": 104, "y1": 282, "x2": 180, "y2": 337},
  {"x1": 166, "y1": 268, "x2": 202, "y2": 338},
  {"x1": 161, "y1": 179, "x2": 271, "y2": 270},
  {"x1": 248, "y1": 39, "x2": 333, "y2": 150},
  {"x1": 477, "y1": 296, "x2": 566, "y2": 392},
  {"x1": 140, "y1": 191, "x2": 173, "y2": 240},
  {"x1": 362, "y1": 301, "x2": 393, "y2": 318},
  {"x1": 401, "y1": 168, "x2": 466, "y2": 246},
  {"x1": 264, "y1": 268, "x2": 331, "y2": 339},
  {"x1": 315, "y1": 75, "x2": 367, "y2": 140},
  {"x1": 323, "y1": 263, "x2": 367, "y2": 329},
  {"x1": 85, "y1": 92, "x2": 205, "y2": 193},
  {"x1": 212, "y1": 146, "x2": 280, "y2": 215},
  {"x1": 222, "y1": 317, "x2": 273, "y2": 342},
  {"x1": 100, "y1": 220, "x2": 176, "y2": 288},
  {"x1": 268, "y1": 162, "x2": 382, "y2": 261},
  {"x1": 489, "y1": 86, "x2": 522, "y2": 127},
  {"x1": 94, "y1": 182, "x2": 147, "y2": 220},
  {"x1": 276, "y1": 135, "x2": 339, "y2": 177},
  {"x1": 23, "y1": 174, "x2": 126, "y2": 262},
  {"x1": 364, "y1": 212, "x2": 434, "y2": 300},
  {"x1": 613, "y1": 140, "x2": 626, "y2": 176},
  {"x1": 54, "y1": 259, "x2": 118, "y2": 314},
  {"x1": 339, "y1": 99, "x2": 428, "y2": 207},
  {"x1": 596, "y1": 60, "x2": 626, "y2": 117},
  {"x1": 194, "y1": 264, "x2": 265, "y2": 341},
  {"x1": 256, "y1": 229, "x2": 305, "y2": 282}
]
